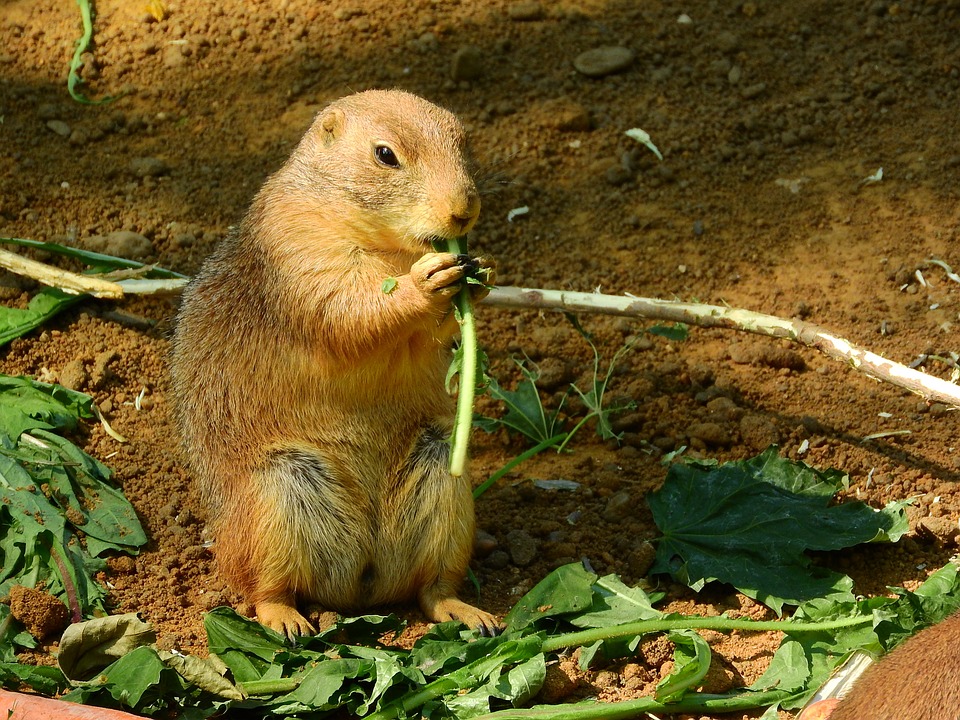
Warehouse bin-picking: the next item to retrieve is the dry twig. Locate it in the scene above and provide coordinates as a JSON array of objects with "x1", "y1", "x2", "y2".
[
  {"x1": 483, "y1": 286, "x2": 960, "y2": 409},
  {"x1": 0, "y1": 248, "x2": 124, "y2": 299}
]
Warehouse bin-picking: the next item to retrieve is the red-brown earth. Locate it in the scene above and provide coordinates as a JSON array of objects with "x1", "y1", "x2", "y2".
[{"x1": 1, "y1": 1, "x2": 959, "y2": 717}]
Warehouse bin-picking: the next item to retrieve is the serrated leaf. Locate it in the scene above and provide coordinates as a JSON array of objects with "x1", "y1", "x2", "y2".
[
  {"x1": 568, "y1": 574, "x2": 664, "y2": 629},
  {"x1": 649, "y1": 448, "x2": 909, "y2": 613},
  {"x1": 444, "y1": 653, "x2": 546, "y2": 718},
  {"x1": 270, "y1": 658, "x2": 370, "y2": 712},
  {"x1": 480, "y1": 360, "x2": 566, "y2": 445},
  {"x1": 751, "y1": 561, "x2": 960, "y2": 711}
]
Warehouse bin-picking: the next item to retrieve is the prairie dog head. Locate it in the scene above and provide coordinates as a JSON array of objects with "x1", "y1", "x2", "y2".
[{"x1": 279, "y1": 90, "x2": 480, "y2": 254}]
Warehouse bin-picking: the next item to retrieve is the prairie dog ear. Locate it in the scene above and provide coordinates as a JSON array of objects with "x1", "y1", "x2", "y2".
[{"x1": 318, "y1": 107, "x2": 345, "y2": 147}]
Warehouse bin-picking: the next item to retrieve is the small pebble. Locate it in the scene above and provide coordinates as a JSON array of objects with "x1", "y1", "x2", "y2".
[
  {"x1": 451, "y1": 45, "x2": 484, "y2": 81},
  {"x1": 506, "y1": 529, "x2": 538, "y2": 567},
  {"x1": 59, "y1": 359, "x2": 89, "y2": 391},
  {"x1": 603, "y1": 490, "x2": 633, "y2": 521},
  {"x1": 129, "y1": 156, "x2": 170, "y2": 177},
  {"x1": 46, "y1": 120, "x2": 71, "y2": 137},
  {"x1": 83, "y1": 230, "x2": 154, "y2": 260},
  {"x1": 573, "y1": 46, "x2": 635, "y2": 78},
  {"x1": 686, "y1": 421, "x2": 732, "y2": 447},
  {"x1": 507, "y1": 1, "x2": 544, "y2": 20}
]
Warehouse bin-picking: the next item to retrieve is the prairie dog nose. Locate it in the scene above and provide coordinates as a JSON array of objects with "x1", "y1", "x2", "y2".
[{"x1": 451, "y1": 189, "x2": 481, "y2": 233}]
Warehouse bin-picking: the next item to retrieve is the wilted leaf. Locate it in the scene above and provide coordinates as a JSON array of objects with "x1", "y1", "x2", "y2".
[{"x1": 59, "y1": 613, "x2": 157, "y2": 682}]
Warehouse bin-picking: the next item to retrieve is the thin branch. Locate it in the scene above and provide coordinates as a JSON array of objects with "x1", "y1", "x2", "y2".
[
  {"x1": 1, "y1": 249, "x2": 956, "y2": 409},
  {"x1": 482, "y1": 286, "x2": 960, "y2": 409},
  {"x1": 0, "y1": 248, "x2": 124, "y2": 299}
]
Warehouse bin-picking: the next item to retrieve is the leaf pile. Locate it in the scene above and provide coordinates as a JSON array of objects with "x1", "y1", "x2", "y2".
[
  {"x1": 43, "y1": 558, "x2": 960, "y2": 720},
  {"x1": 0, "y1": 375, "x2": 146, "y2": 681}
]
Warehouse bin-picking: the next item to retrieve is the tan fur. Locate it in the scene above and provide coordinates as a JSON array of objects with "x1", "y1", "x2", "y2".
[
  {"x1": 169, "y1": 90, "x2": 497, "y2": 637},
  {"x1": 828, "y1": 610, "x2": 960, "y2": 720}
]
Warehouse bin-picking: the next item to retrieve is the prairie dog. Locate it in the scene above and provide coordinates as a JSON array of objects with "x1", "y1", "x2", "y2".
[
  {"x1": 170, "y1": 90, "x2": 497, "y2": 637},
  {"x1": 806, "y1": 609, "x2": 960, "y2": 720}
]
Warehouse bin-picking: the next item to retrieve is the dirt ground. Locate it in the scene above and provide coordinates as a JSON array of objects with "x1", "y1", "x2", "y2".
[{"x1": 1, "y1": 0, "x2": 959, "y2": 717}]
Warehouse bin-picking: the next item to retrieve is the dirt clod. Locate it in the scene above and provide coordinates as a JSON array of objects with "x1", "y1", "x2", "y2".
[{"x1": 8, "y1": 585, "x2": 71, "y2": 640}]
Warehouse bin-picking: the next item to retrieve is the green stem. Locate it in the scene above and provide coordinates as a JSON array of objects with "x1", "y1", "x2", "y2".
[
  {"x1": 238, "y1": 677, "x2": 303, "y2": 696},
  {"x1": 446, "y1": 236, "x2": 474, "y2": 479},
  {"x1": 541, "y1": 613, "x2": 874, "y2": 654},
  {"x1": 471, "y1": 689, "x2": 791, "y2": 720},
  {"x1": 49, "y1": 539, "x2": 82, "y2": 623},
  {"x1": 473, "y1": 433, "x2": 567, "y2": 499},
  {"x1": 68, "y1": 0, "x2": 116, "y2": 104}
]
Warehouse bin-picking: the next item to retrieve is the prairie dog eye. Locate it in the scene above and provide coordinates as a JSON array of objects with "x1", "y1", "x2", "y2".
[{"x1": 374, "y1": 144, "x2": 401, "y2": 168}]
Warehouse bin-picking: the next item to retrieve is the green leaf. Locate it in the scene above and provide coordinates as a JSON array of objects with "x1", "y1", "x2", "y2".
[
  {"x1": 655, "y1": 629, "x2": 712, "y2": 702},
  {"x1": 0, "y1": 238, "x2": 186, "y2": 278},
  {"x1": 504, "y1": 563, "x2": 597, "y2": 632},
  {"x1": 0, "y1": 287, "x2": 82, "y2": 349},
  {"x1": 269, "y1": 658, "x2": 371, "y2": 712},
  {"x1": 0, "y1": 376, "x2": 146, "y2": 631},
  {"x1": 204, "y1": 607, "x2": 286, "y2": 665},
  {"x1": 93, "y1": 645, "x2": 167, "y2": 706},
  {"x1": 649, "y1": 448, "x2": 909, "y2": 613},
  {"x1": 444, "y1": 654, "x2": 546, "y2": 718},
  {"x1": 17, "y1": 429, "x2": 147, "y2": 554},
  {"x1": 480, "y1": 360, "x2": 566, "y2": 446},
  {"x1": 562, "y1": 315, "x2": 636, "y2": 447},
  {"x1": 568, "y1": 574, "x2": 664, "y2": 629},
  {"x1": 411, "y1": 623, "x2": 509, "y2": 678},
  {"x1": 646, "y1": 323, "x2": 688, "y2": 341},
  {"x1": 381, "y1": 277, "x2": 399, "y2": 294},
  {"x1": 0, "y1": 603, "x2": 36, "y2": 662},
  {"x1": 0, "y1": 662, "x2": 69, "y2": 695},
  {"x1": 0, "y1": 375, "x2": 95, "y2": 438},
  {"x1": 751, "y1": 561, "x2": 960, "y2": 711}
]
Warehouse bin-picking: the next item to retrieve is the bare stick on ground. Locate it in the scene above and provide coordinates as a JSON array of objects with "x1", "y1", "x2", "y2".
[
  {"x1": 482, "y1": 286, "x2": 960, "y2": 410},
  {"x1": 0, "y1": 248, "x2": 124, "y2": 299}
]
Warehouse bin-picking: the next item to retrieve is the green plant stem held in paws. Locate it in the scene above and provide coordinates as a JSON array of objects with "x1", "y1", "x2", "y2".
[{"x1": 434, "y1": 235, "x2": 485, "y2": 479}]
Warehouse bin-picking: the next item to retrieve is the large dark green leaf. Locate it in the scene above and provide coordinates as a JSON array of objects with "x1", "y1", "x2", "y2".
[{"x1": 649, "y1": 448, "x2": 909, "y2": 613}]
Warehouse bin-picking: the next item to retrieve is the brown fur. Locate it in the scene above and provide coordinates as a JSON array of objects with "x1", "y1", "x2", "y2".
[
  {"x1": 827, "y1": 610, "x2": 960, "y2": 720},
  {"x1": 169, "y1": 90, "x2": 497, "y2": 637}
]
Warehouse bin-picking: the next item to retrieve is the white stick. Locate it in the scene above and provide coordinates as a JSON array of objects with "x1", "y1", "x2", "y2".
[
  {"x1": 482, "y1": 286, "x2": 960, "y2": 409},
  {"x1": 0, "y1": 248, "x2": 124, "y2": 299}
]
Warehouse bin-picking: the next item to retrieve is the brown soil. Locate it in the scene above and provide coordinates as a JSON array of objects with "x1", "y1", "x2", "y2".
[{"x1": 1, "y1": 0, "x2": 959, "y2": 717}]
